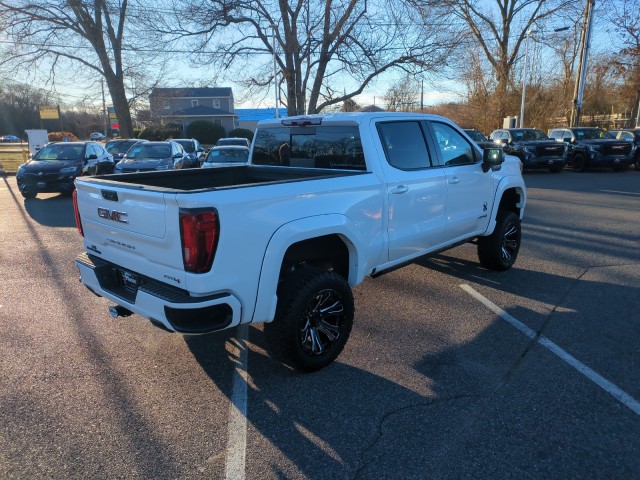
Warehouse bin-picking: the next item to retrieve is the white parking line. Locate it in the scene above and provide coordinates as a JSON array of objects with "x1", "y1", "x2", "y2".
[
  {"x1": 460, "y1": 284, "x2": 640, "y2": 416},
  {"x1": 225, "y1": 324, "x2": 249, "y2": 480}
]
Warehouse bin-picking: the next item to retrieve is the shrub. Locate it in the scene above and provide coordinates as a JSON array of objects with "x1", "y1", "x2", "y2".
[
  {"x1": 48, "y1": 131, "x2": 79, "y2": 142},
  {"x1": 138, "y1": 124, "x2": 182, "y2": 141},
  {"x1": 228, "y1": 128, "x2": 254, "y2": 142},
  {"x1": 186, "y1": 120, "x2": 226, "y2": 144}
]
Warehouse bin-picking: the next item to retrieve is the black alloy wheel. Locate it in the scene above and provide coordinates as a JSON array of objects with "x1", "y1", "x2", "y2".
[
  {"x1": 477, "y1": 210, "x2": 521, "y2": 271},
  {"x1": 265, "y1": 268, "x2": 354, "y2": 371}
]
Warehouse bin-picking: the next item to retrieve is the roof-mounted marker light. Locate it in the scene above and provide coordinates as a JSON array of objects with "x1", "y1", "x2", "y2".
[{"x1": 281, "y1": 117, "x2": 322, "y2": 127}]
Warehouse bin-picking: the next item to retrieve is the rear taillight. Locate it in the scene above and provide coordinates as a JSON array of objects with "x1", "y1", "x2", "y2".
[
  {"x1": 179, "y1": 209, "x2": 219, "y2": 273},
  {"x1": 72, "y1": 190, "x2": 84, "y2": 237}
]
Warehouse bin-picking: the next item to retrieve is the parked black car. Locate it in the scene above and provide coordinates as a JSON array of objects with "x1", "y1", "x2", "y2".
[
  {"x1": 16, "y1": 141, "x2": 114, "y2": 199},
  {"x1": 606, "y1": 128, "x2": 640, "y2": 170},
  {"x1": 105, "y1": 138, "x2": 148, "y2": 161},
  {"x1": 462, "y1": 129, "x2": 495, "y2": 150},
  {"x1": 171, "y1": 139, "x2": 206, "y2": 168},
  {"x1": 548, "y1": 127, "x2": 634, "y2": 172},
  {"x1": 489, "y1": 128, "x2": 567, "y2": 172},
  {"x1": 114, "y1": 141, "x2": 187, "y2": 173}
]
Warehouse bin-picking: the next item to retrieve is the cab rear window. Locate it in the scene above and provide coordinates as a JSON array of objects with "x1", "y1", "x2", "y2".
[{"x1": 252, "y1": 126, "x2": 366, "y2": 170}]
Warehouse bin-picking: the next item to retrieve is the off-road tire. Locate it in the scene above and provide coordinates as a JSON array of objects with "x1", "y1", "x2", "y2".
[
  {"x1": 264, "y1": 268, "x2": 354, "y2": 372},
  {"x1": 477, "y1": 210, "x2": 521, "y2": 271}
]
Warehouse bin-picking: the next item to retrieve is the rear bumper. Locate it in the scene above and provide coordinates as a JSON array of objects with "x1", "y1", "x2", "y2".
[{"x1": 75, "y1": 253, "x2": 242, "y2": 334}]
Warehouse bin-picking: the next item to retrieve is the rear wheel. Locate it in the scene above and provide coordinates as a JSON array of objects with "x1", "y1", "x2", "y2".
[
  {"x1": 477, "y1": 210, "x2": 521, "y2": 271},
  {"x1": 264, "y1": 268, "x2": 354, "y2": 372}
]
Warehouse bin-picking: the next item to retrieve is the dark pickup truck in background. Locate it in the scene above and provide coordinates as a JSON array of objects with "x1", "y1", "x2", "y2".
[
  {"x1": 606, "y1": 128, "x2": 640, "y2": 170},
  {"x1": 489, "y1": 128, "x2": 567, "y2": 173},
  {"x1": 548, "y1": 127, "x2": 634, "y2": 172}
]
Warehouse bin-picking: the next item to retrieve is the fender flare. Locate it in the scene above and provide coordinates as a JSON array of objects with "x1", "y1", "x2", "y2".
[
  {"x1": 484, "y1": 176, "x2": 526, "y2": 235},
  {"x1": 250, "y1": 214, "x2": 369, "y2": 324}
]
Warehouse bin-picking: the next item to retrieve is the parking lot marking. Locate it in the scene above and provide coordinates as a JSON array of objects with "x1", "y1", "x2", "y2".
[
  {"x1": 460, "y1": 284, "x2": 640, "y2": 416},
  {"x1": 225, "y1": 324, "x2": 249, "y2": 480}
]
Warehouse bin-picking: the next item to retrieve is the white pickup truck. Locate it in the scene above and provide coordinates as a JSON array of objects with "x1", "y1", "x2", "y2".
[{"x1": 73, "y1": 113, "x2": 526, "y2": 371}]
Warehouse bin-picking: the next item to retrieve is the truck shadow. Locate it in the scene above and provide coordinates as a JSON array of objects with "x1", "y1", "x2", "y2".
[
  {"x1": 185, "y1": 328, "x2": 439, "y2": 478},
  {"x1": 184, "y1": 247, "x2": 640, "y2": 478},
  {"x1": 2, "y1": 177, "x2": 76, "y2": 227},
  {"x1": 22, "y1": 194, "x2": 76, "y2": 228}
]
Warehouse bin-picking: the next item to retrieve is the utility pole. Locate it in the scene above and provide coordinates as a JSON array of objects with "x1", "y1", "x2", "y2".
[
  {"x1": 520, "y1": 29, "x2": 534, "y2": 128},
  {"x1": 270, "y1": 24, "x2": 279, "y2": 118},
  {"x1": 570, "y1": 0, "x2": 595, "y2": 127}
]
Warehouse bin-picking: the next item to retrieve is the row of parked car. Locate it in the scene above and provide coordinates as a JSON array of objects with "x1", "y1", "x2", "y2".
[
  {"x1": 463, "y1": 127, "x2": 640, "y2": 173},
  {"x1": 15, "y1": 137, "x2": 251, "y2": 199}
]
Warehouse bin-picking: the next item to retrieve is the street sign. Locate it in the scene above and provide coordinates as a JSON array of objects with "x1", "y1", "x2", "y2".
[{"x1": 39, "y1": 106, "x2": 59, "y2": 120}]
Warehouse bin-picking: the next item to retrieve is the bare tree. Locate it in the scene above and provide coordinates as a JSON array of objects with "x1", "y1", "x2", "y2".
[
  {"x1": 415, "y1": 0, "x2": 574, "y2": 125},
  {"x1": 167, "y1": 0, "x2": 459, "y2": 115},
  {"x1": 0, "y1": 0, "x2": 161, "y2": 138},
  {"x1": 384, "y1": 74, "x2": 421, "y2": 111},
  {"x1": 604, "y1": 0, "x2": 640, "y2": 126}
]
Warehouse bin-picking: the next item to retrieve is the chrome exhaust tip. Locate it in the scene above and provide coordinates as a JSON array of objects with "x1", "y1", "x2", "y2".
[{"x1": 109, "y1": 305, "x2": 133, "y2": 318}]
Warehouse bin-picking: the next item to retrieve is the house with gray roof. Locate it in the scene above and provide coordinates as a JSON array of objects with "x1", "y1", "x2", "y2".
[{"x1": 149, "y1": 87, "x2": 238, "y2": 135}]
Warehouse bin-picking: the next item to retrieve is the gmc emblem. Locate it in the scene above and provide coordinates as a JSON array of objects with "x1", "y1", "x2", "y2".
[{"x1": 97, "y1": 207, "x2": 129, "y2": 224}]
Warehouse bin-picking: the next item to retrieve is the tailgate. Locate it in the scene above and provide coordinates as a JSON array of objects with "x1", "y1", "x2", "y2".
[{"x1": 75, "y1": 180, "x2": 187, "y2": 285}]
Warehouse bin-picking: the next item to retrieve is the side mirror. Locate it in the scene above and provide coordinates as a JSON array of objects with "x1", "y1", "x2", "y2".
[
  {"x1": 482, "y1": 147, "x2": 504, "y2": 172},
  {"x1": 87, "y1": 153, "x2": 98, "y2": 160},
  {"x1": 173, "y1": 152, "x2": 183, "y2": 159}
]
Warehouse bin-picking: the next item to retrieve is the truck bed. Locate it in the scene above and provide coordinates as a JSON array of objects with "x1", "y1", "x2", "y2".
[{"x1": 89, "y1": 165, "x2": 367, "y2": 192}]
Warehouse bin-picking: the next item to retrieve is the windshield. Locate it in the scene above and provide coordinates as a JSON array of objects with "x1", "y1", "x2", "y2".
[
  {"x1": 106, "y1": 140, "x2": 138, "y2": 155},
  {"x1": 126, "y1": 144, "x2": 171, "y2": 159},
  {"x1": 175, "y1": 140, "x2": 195, "y2": 153},
  {"x1": 205, "y1": 148, "x2": 249, "y2": 163},
  {"x1": 217, "y1": 138, "x2": 246, "y2": 146},
  {"x1": 465, "y1": 130, "x2": 487, "y2": 142},
  {"x1": 511, "y1": 129, "x2": 549, "y2": 141},
  {"x1": 573, "y1": 128, "x2": 607, "y2": 140},
  {"x1": 33, "y1": 144, "x2": 83, "y2": 161}
]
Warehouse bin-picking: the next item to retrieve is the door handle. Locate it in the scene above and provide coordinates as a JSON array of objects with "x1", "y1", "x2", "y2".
[
  {"x1": 390, "y1": 185, "x2": 409, "y2": 194},
  {"x1": 448, "y1": 176, "x2": 461, "y2": 184}
]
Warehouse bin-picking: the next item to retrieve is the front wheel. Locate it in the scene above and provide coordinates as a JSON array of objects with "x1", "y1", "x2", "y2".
[
  {"x1": 264, "y1": 268, "x2": 354, "y2": 372},
  {"x1": 21, "y1": 189, "x2": 36, "y2": 199},
  {"x1": 477, "y1": 210, "x2": 521, "y2": 271},
  {"x1": 572, "y1": 154, "x2": 587, "y2": 172}
]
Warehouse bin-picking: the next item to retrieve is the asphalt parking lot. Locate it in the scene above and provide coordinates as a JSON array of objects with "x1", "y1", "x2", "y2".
[{"x1": 1, "y1": 170, "x2": 639, "y2": 479}]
